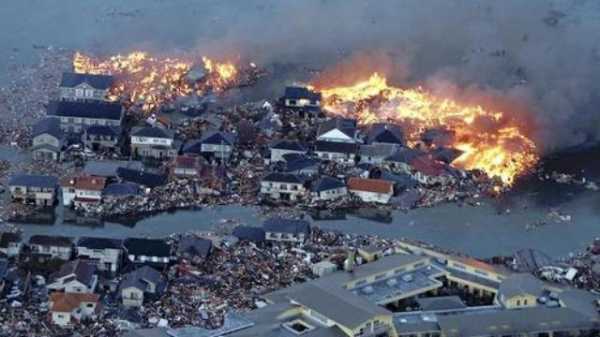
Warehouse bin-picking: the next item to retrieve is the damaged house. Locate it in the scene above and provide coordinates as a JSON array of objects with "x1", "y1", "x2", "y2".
[
  {"x1": 47, "y1": 259, "x2": 98, "y2": 294},
  {"x1": 119, "y1": 266, "x2": 166, "y2": 308},
  {"x1": 8, "y1": 174, "x2": 58, "y2": 207},
  {"x1": 316, "y1": 118, "x2": 359, "y2": 143},
  {"x1": 281, "y1": 86, "x2": 322, "y2": 117},
  {"x1": 311, "y1": 176, "x2": 347, "y2": 202},
  {"x1": 260, "y1": 172, "x2": 307, "y2": 202},
  {"x1": 76, "y1": 237, "x2": 123, "y2": 273},
  {"x1": 314, "y1": 141, "x2": 359, "y2": 165},
  {"x1": 347, "y1": 177, "x2": 394, "y2": 204},
  {"x1": 269, "y1": 140, "x2": 307, "y2": 163},
  {"x1": 263, "y1": 217, "x2": 311, "y2": 244},
  {"x1": 49, "y1": 292, "x2": 101, "y2": 327},
  {"x1": 31, "y1": 117, "x2": 64, "y2": 161},
  {"x1": 61, "y1": 175, "x2": 107, "y2": 208}
]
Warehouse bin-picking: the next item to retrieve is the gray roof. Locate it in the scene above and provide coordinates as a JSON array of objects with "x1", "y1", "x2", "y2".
[
  {"x1": 262, "y1": 172, "x2": 305, "y2": 184},
  {"x1": 312, "y1": 176, "x2": 345, "y2": 192},
  {"x1": 52, "y1": 259, "x2": 96, "y2": 288},
  {"x1": 385, "y1": 148, "x2": 425, "y2": 163},
  {"x1": 32, "y1": 117, "x2": 62, "y2": 139},
  {"x1": 131, "y1": 126, "x2": 174, "y2": 139},
  {"x1": 416, "y1": 296, "x2": 466, "y2": 311},
  {"x1": 122, "y1": 328, "x2": 170, "y2": 337},
  {"x1": 177, "y1": 237, "x2": 212, "y2": 258},
  {"x1": 498, "y1": 273, "x2": 544, "y2": 299},
  {"x1": 367, "y1": 123, "x2": 405, "y2": 145},
  {"x1": 60, "y1": 72, "x2": 114, "y2": 90},
  {"x1": 558, "y1": 289, "x2": 600, "y2": 319},
  {"x1": 359, "y1": 143, "x2": 398, "y2": 158},
  {"x1": 77, "y1": 237, "x2": 123, "y2": 250},
  {"x1": 48, "y1": 100, "x2": 123, "y2": 120},
  {"x1": 317, "y1": 118, "x2": 356, "y2": 139},
  {"x1": 29, "y1": 235, "x2": 73, "y2": 247},
  {"x1": 8, "y1": 174, "x2": 58, "y2": 189},
  {"x1": 314, "y1": 141, "x2": 359, "y2": 154},
  {"x1": 271, "y1": 140, "x2": 307, "y2": 152},
  {"x1": 284, "y1": 86, "x2": 322, "y2": 101},
  {"x1": 83, "y1": 160, "x2": 144, "y2": 178},
  {"x1": 119, "y1": 266, "x2": 165, "y2": 293},
  {"x1": 201, "y1": 131, "x2": 235, "y2": 146},
  {"x1": 263, "y1": 218, "x2": 310, "y2": 235}
]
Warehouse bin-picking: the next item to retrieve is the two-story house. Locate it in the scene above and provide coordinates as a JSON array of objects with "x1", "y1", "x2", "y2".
[
  {"x1": 311, "y1": 176, "x2": 347, "y2": 202},
  {"x1": 59, "y1": 72, "x2": 114, "y2": 102},
  {"x1": 260, "y1": 172, "x2": 307, "y2": 202},
  {"x1": 123, "y1": 238, "x2": 171, "y2": 266},
  {"x1": 47, "y1": 100, "x2": 123, "y2": 134},
  {"x1": 198, "y1": 131, "x2": 235, "y2": 160},
  {"x1": 270, "y1": 140, "x2": 307, "y2": 163},
  {"x1": 28, "y1": 235, "x2": 73, "y2": 260},
  {"x1": 31, "y1": 117, "x2": 64, "y2": 161},
  {"x1": 263, "y1": 217, "x2": 311, "y2": 244},
  {"x1": 314, "y1": 141, "x2": 359, "y2": 165},
  {"x1": 47, "y1": 259, "x2": 98, "y2": 293},
  {"x1": 347, "y1": 177, "x2": 394, "y2": 204},
  {"x1": 281, "y1": 86, "x2": 322, "y2": 118},
  {"x1": 130, "y1": 126, "x2": 177, "y2": 160},
  {"x1": 119, "y1": 266, "x2": 166, "y2": 308},
  {"x1": 76, "y1": 237, "x2": 123, "y2": 273},
  {"x1": 61, "y1": 175, "x2": 107, "y2": 208},
  {"x1": 83, "y1": 125, "x2": 122, "y2": 151},
  {"x1": 8, "y1": 174, "x2": 58, "y2": 207},
  {"x1": 316, "y1": 118, "x2": 359, "y2": 143},
  {"x1": 49, "y1": 292, "x2": 101, "y2": 327}
]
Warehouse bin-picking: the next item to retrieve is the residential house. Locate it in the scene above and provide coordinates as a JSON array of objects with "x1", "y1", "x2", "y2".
[
  {"x1": 119, "y1": 266, "x2": 166, "y2": 307},
  {"x1": 59, "y1": 72, "x2": 114, "y2": 102},
  {"x1": 232, "y1": 226, "x2": 266, "y2": 243},
  {"x1": 61, "y1": 175, "x2": 107, "y2": 208},
  {"x1": 284, "y1": 156, "x2": 320, "y2": 176},
  {"x1": 28, "y1": 235, "x2": 73, "y2": 260},
  {"x1": 314, "y1": 141, "x2": 358, "y2": 164},
  {"x1": 347, "y1": 177, "x2": 394, "y2": 204},
  {"x1": 263, "y1": 218, "x2": 311, "y2": 244},
  {"x1": 172, "y1": 155, "x2": 204, "y2": 177},
  {"x1": 103, "y1": 182, "x2": 142, "y2": 201},
  {"x1": 260, "y1": 172, "x2": 307, "y2": 202},
  {"x1": 316, "y1": 118, "x2": 358, "y2": 143},
  {"x1": 130, "y1": 126, "x2": 177, "y2": 160},
  {"x1": 8, "y1": 174, "x2": 58, "y2": 206},
  {"x1": 366, "y1": 123, "x2": 405, "y2": 146},
  {"x1": 124, "y1": 238, "x2": 171, "y2": 266},
  {"x1": 31, "y1": 117, "x2": 64, "y2": 161},
  {"x1": 282, "y1": 86, "x2": 321, "y2": 116},
  {"x1": 270, "y1": 140, "x2": 307, "y2": 163},
  {"x1": 408, "y1": 155, "x2": 452, "y2": 185},
  {"x1": 197, "y1": 131, "x2": 235, "y2": 160},
  {"x1": 83, "y1": 160, "x2": 144, "y2": 179},
  {"x1": 384, "y1": 148, "x2": 425, "y2": 173},
  {"x1": 116, "y1": 167, "x2": 168, "y2": 190},
  {"x1": 83, "y1": 125, "x2": 121, "y2": 151},
  {"x1": 177, "y1": 237, "x2": 212, "y2": 260},
  {"x1": 0, "y1": 232, "x2": 22, "y2": 258},
  {"x1": 47, "y1": 100, "x2": 123, "y2": 134},
  {"x1": 48, "y1": 259, "x2": 98, "y2": 293},
  {"x1": 48, "y1": 292, "x2": 101, "y2": 327},
  {"x1": 359, "y1": 143, "x2": 399, "y2": 165},
  {"x1": 311, "y1": 176, "x2": 347, "y2": 202},
  {"x1": 76, "y1": 237, "x2": 123, "y2": 273}
]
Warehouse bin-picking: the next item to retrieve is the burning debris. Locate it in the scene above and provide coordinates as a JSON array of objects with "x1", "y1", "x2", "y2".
[{"x1": 313, "y1": 73, "x2": 539, "y2": 186}]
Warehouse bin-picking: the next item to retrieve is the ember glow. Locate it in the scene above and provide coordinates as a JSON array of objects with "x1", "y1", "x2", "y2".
[
  {"x1": 315, "y1": 73, "x2": 538, "y2": 185},
  {"x1": 73, "y1": 51, "x2": 239, "y2": 112}
]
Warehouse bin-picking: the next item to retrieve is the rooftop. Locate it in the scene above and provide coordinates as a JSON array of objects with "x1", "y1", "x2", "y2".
[
  {"x1": 48, "y1": 100, "x2": 123, "y2": 121},
  {"x1": 49, "y1": 292, "x2": 99, "y2": 313},
  {"x1": 347, "y1": 177, "x2": 393, "y2": 194},
  {"x1": 60, "y1": 72, "x2": 114, "y2": 90}
]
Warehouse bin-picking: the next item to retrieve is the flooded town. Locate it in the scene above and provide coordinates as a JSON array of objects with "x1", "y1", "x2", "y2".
[{"x1": 0, "y1": 1, "x2": 600, "y2": 336}]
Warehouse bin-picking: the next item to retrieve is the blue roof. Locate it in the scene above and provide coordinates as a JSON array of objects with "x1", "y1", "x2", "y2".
[
  {"x1": 117, "y1": 168, "x2": 167, "y2": 188},
  {"x1": 103, "y1": 182, "x2": 142, "y2": 196},
  {"x1": 60, "y1": 72, "x2": 114, "y2": 90},
  {"x1": 85, "y1": 125, "x2": 121, "y2": 136},
  {"x1": 8, "y1": 174, "x2": 58, "y2": 189},
  {"x1": 200, "y1": 132, "x2": 235, "y2": 146},
  {"x1": 131, "y1": 126, "x2": 173, "y2": 139},
  {"x1": 48, "y1": 100, "x2": 123, "y2": 120},
  {"x1": 32, "y1": 117, "x2": 62, "y2": 138},
  {"x1": 284, "y1": 157, "x2": 319, "y2": 173},
  {"x1": 271, "y1": 140, "x2": 307, "y2": 151},
  {"x1": 262, "y1": 172, "x2": 305, "y2": 184},
  {"x1": 263, "y1": 217, "x2": 310, "y2": 235},
  {"x1": 232, "y1": 226, "x2": 265, "y2": 242},
  {"x1": 312, "y1": 176, "x2": 345, "y2": 192}
]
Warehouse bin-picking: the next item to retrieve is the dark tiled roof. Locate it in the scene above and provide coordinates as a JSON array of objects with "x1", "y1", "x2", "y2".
[
  {"x1": 367, "y1": 123, "x2": 405, "y2": 145},
  {"x1": 48, "y1": 100, "x2": 123, "y2": 120},
  {"x1": 85, "y1": 125, "x2": 121, "y2": 136},
  {"x1": 103, "y1": 182, "x2": 142, "y2": 197},
  {"x1": 431, "y1": 147, "x2": 463, "y2": 164},
  {"x1": 60, "y1": 72, "x2": 114, "y2": 90},
  {"x1": 283, "y1": 86, "x2": 321, "y2": 101},
  {"x1": 8, "y1": 174, "x2": 58, "y2": 189},
  {"x1": 119, "y1": 266, "x2": 165, "y2": 293},
  {"x1": 52, "y1": 259, "x2": 97, "y2": 288},
  {"x1": 416, "y1": 295, "x2": 466, "y2": 311},
  {"x1": 131, "y1": 126, "x2": 173, "y2": 139},
  {"x1": 312, "y1": 176, "x2": 345, "y2": 192},
  {"x1": 32, "y1": 117, "x2": 62, "y2": 139},
  {"x1": 263, "y1": 217, "x2": 310, "y2": 235},
  {"x1": 262, "y1": 172, "x2": 305, "y2": 184},
  {"x1": 270, "y1": 140, "x2": 307, "y2": 152},
  {"x1": 29, "y1": 235, "x2": 73, "y2": 247},
  {"x1": 77, "y1": 237, "x2": 123, "y2": 250},
  {"x1": 314, "y1": 141, "x2": 359, "y2": 154},
  {"x1": 232, "y1": 226, "x2": 265, "y2": 242},
  {"x1": 0, "y1": 232, "x2": 21, "y2": 248},
  {"x1": 385, "y1": 148, "x2": 425, "y2": 163},
  {"x1": 498, "y1": 273, "x2": 544, "y2": 299},
  {"x1": 284, "y1": 157, "x2": 319, "y2": 173},
  {"x1": 177, "y1": 237, "x2": 212, "y2": 258},
  {"x1": 124, "y1": 238, "x2": 171, "y2": 258},
  {"x1": 117, "y1": 168, "x2": 168, "y2": 188},
  {"x1": 317, "y1": 118, "x2": 357, "y2": 139},
  {"x1": 200, "y1": 132, "x2": 235, "y2": 146}
]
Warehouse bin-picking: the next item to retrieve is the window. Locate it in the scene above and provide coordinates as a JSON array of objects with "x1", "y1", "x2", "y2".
[
  {"x1": 85, "y1": 89, "x2": 94, "y2": 98},
  {"x1": 523, "y1": 299, "x2": 528, "y2": 305},
  {"x1": 516, "y1": 300, "x2": 521, "y2": 306}
]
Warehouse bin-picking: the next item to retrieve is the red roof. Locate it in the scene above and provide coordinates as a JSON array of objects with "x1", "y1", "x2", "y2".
[
  {"x1": 409, "y1": 156, "x2": 445, "y2": 177},
  {"x1": 62, "y1": 176, "x2": 106, "y2": 191},
  {"x1": 347, "y1": 177, "x2": 393, "y2": 194},
  {"x1": 49, "y1": 292, "x2": 99, "y2": 313}
]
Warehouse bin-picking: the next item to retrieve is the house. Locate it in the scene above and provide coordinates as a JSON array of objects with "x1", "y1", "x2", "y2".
[
  {"x1": 177, "y1": 237, "x2": 212, "y2": 260},
  {"x1": 61, "y1": 175, "x2": 107, "y2": 208},
  {"x1": 282, "y1": 86, "x2": 321, "y2": 114},
  {"x1": 197, "y1": 131, "x2": 235, "y2": 160},
  {"x1": 232, "y1": 226, "x2": 266, "y2": 243},
  {"x1": 284, "y1": 156, "x2": 320, "y2": 176},
  {"x1": 8, "y1": 174, "x2": 58, "y2": 207},
  {"x1": 366, "y1": 123, "x2": 405, "y2": 146},
  {"x1": 119, "y1": 266, "x2": 166, "y2": 308},
  {"x1": 31, "y1": 117, "x2": 64, "y2": 161},
  {"x1": 47, "y1": 100, "x2": 123, "y2": 134},
  {"x1": 384, "y1": 148, "x2": 425, "y2": 173},
  {"x1": 83, "y1": 125, "x2": 121, "y2": 151},
  {"x1": 408, "y1": 155, "x2": 452, "y2": 185},
  {"x1": 270, "y1": 140, "x2": 307, "y2": 162},
  {"x1": 48, "y1": 292, "x2": 101, "y2": 326},
  {"x1": 76, "y1": 237, "x2": 123, "y2": 273},
  {"x1": 59, "y1": 72, "x2": 114, "y2": 101},
  {"x1": 28, "y1": 235, "x2": 73, "y2": 260},
  {"x1": 48, "y1": 259, "x2": 98, "y2": 293},
  {"x1": 347, "y1": 177, "x2": 394, "y2": 204},
  {"x1": 263, "y1": 218, "x2": 311, "y2": 244},
  {"x1": 359, "y1": 143, "x2": 399, "y2": 165},
  {"x1": 130, "y1": 126, "x2": 177, "y2": 160},
  {"x1": 83, "y1": 160, "x2": 144, "y2": 179},
  {"x1": 103, "y1": 182, "x2": 142, "y2": 201},
  {"x1": 316, "y1": 118, "x2": 358, "y2": 143},
  {"x1": 116, "y1": 168, "x2": 168, "y2": 189},
  {"x1": 314, "y1": 141, "x2": 358, "y2": 164},
  {"x1": 172, "y1": 155, "x2": 204, "y2": 177},
  {"x1": 497, "y1": 273, "x2": 544, "y2": 309},
  {"x1": 311, "y1": 176, "x2": 347, "y2": 202},
  {"x1": 0, "y1": 232, "x2": 22, "y2": 258},
  {"x1": 260, "y1": 172, "x2": 307, "y2": 202},
  {"x1": 124, "y1": 238, "x2": 171, "y2": 266}
]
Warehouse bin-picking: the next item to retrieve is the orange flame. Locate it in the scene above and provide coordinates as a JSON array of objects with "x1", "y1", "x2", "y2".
[
  {"x1": 314, "y1": 73, "x2": 538, "y2": 185},
  {"x1": 73, "y1": 51, "x2": 240, "y2": 112}
]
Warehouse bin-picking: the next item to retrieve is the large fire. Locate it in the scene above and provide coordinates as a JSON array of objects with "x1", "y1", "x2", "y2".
[
  {"x1": 73, "y1": 51, "x2": 240, "y2": 112},
  {"x1": 314, "y1": 73, "x2": 538, "y2": 185}
]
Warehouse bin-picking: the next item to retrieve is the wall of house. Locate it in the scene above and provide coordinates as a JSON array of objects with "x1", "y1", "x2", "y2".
[
  {"x1": 51, "y1": 311, "x2": 72, "y2": 326},
  {"x1": 284, "y1": 98, "x2": 320, "y2": 108},
  {"x1": 265, "y1": 231, "x2": 305, "y2": 243},
  {"x1": 60, "y1": 85, "x2": 108, "y2": 101},
  {"x1": 122, "y1": 287, "x2": 144, "y2": 307},
  {"x1": 33, "y1": 134, "x2": 60, "y2": 148},
  {"x1": 349, "y1": 190, "x2": 392, "y2": 204},
  {"x1": 260, "y1": 182, "x2": 306, "y2": 201},
  {"x1": 312, "y1": 187, "x2": 347, "y2": 201},
  {"x1": 58, "y1": 116, "x2": 122, "y2": 134},
  {"x1": 62, "y1": 187, "x2": 76, "y2": 206},
  {"x1": 33, "y1": 148, "x2": 59, "y2": 161},
  {"x1": 502, "y1": 294, "x2": 537, "y2": 309},
  {"x1": 31, "y1": 244, "x2": 72, "y2": 260},
  {"x1": 315, "y1": 151, "x2": 355, "y2": 164},
  {"x1": 77, "y1": 247, "x2": 121, "y2": 272},
  {"x1": 201, "y1": 144, "x2": 232, "y2": 159},
  {"x1": 128, "y1": 254, "x2": 170, "y2": 264}
]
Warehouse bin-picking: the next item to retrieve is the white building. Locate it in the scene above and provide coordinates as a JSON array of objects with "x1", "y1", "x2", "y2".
[
  {"x1": 47, "y1": 259, "x2": 98, "y2": 294},
  {"x1": 59, "y1": 72, "x2": 114, "y2": 102},
  {"x1": 61, "y1": 175, "x2": 106, "y2": 208},
  {"x1": 119, "y1": 266, "x2": 166, "y2": 307},
  {"x1": 260, "y1": 173, "x2": 307, "y2": 202},
  {"x1": 130, "y1": 126, "x2": 177, "y2": 160},
  {"x1": 347, "y1": 177, "x2": 394, "y2": 204},
  {"x1": 311, "y1": 176, "x2": 347, "y2": 202},
  {"x1": 49, "y1": 292, "x2": 100, "y2": 327},
  {"x1": 28, "y1": 235, "x2": 73, "y2": 260},
  {"x1": 76, "y1": 237, "x2": 123, "y2": 273}
]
